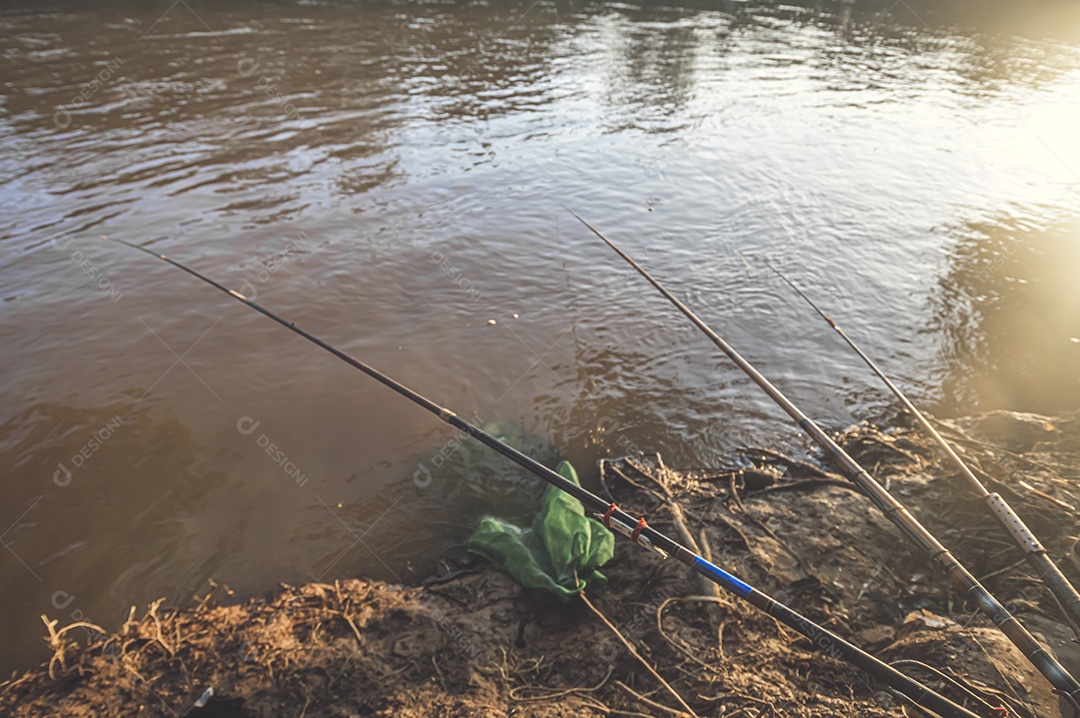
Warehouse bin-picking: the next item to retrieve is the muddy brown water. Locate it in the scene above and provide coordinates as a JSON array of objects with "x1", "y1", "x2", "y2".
[{"x1": 2, "y1": 0, "x2": 1080, "y2": 677}]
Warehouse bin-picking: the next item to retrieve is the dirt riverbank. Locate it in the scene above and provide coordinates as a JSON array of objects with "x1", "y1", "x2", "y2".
[{"x1": 3, "y1": 410, "x2": 1080, "y2": 717}]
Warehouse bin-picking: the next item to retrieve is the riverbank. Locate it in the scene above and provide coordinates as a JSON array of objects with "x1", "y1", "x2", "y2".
[{"x1": 3, "y1": 410, "x2": 1080, "y2": 717}]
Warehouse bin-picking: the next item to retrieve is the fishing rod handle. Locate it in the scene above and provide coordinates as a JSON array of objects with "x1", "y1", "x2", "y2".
[
  {"x1": 985, "y1": 493, "x2": 1048, "y2": 554},
  {"x1": 985, "y1": 492, "x2": 1080, "y2": 633}
]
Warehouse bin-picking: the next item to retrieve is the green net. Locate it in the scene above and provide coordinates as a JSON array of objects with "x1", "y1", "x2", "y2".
[{"x1": 466, "y1": 461, "x2": 614, "y2": 601}]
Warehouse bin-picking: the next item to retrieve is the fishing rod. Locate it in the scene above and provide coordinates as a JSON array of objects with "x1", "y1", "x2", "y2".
[
  {"x1": 113, "y1": 237, "x2": 982, "y2": 718},
  {"x1": 756, "y1": 256, "x2": 1080, "y2": 638},
  {"x1": 567, "y1": 212, "x2": 1080, "y2": 714}
]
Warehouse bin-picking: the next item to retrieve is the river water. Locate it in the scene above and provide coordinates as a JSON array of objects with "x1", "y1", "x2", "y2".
[{"x1": 2, "y1": 0, "x2": 1079, "y2": 675}]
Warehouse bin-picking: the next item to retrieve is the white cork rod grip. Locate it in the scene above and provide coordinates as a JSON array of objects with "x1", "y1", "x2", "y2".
[{"x1": 986, "y1": 493, "x2": 1045, "y2": 554}]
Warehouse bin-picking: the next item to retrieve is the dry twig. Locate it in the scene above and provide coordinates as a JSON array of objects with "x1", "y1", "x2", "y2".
[{"x1": 580, "y1": 592, "x2": 700, "y2": 718}]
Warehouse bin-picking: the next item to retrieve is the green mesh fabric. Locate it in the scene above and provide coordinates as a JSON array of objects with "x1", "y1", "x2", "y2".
[{"x1": 466, "y1": 461, "x2": 614, "y2": 601}]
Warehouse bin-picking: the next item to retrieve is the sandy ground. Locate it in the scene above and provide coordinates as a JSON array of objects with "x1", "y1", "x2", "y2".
[{"x1": 3, "y1": 409, "x2": 1080, "y2": 717}]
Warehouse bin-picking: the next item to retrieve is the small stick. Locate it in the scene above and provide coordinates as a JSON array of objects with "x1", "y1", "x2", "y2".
[
  {"x1": 977, "y1": 557, "x2": 1028, "y2": 583},
  {"x1": 654, "y1": 596, "x2": 727, "y2": 675},
  {"x1": 1018, "y1": 480, "x2": 1076, "y2": 512},
  {"x1": 615, "y1": 680, "x2": 696, "y2": 717},
  {"x1": 510, "y1": 664, "x2": 614, "y2": 701},
  {"x1": 580, "y1": 592, "x2": 700, "y2": 718}
]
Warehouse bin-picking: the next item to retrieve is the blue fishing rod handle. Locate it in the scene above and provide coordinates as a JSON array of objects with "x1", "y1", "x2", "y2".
[{"x1": 690, "y1": 556, "x2": 753, "y2": 599}]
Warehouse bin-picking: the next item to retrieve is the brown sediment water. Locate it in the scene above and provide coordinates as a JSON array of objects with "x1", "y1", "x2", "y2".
[{"x1": 2, "y1": 0, "x2": 1080, "y2": 679}]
